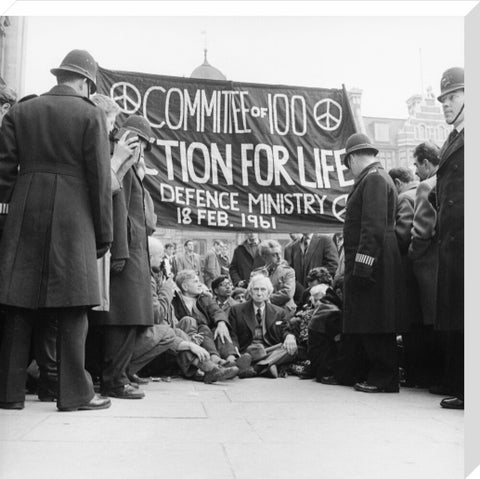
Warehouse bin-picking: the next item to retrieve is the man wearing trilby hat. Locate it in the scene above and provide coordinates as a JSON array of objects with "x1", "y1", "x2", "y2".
[
  {"x1": 338, "y1": 133, "x2": 404, "y2": 393},
  {"x1": 433, "y1": 67, "x2": 464, "y2": 410},
  {"x1": 0, "y1": 50, "x2": 113, "y2": 412}
]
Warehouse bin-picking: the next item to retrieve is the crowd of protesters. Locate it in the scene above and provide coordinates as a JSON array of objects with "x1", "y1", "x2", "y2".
[{"x1": 0, "y1": 49, "x2": 464, "y2": 412}]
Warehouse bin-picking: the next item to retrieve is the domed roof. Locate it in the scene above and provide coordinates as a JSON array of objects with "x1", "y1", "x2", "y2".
[{"x1": 190, "y1": 50, "x2": 226, "y2": 81}]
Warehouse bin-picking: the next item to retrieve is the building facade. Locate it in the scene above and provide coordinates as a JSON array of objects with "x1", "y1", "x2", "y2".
[
  {"x1": 350, "y1": 86, "x2": 449, "y2": 172},
  {"x1": 0, "y1": 16, "x2": 26, "y2": 95}
]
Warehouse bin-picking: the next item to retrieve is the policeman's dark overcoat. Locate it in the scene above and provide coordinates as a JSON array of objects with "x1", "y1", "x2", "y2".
[
  {"x1": 0, "y1": 85, "x2": 112, "y2": 309},
  {"x1": 99, "y1": 166, "x2": 153, "y2": 326},
  {"x1": 342, "y1": 163, "x2": 405, "y2": 334},
  {"x1": 435, "y1": 129, "x2": 464, "y2": 331}
]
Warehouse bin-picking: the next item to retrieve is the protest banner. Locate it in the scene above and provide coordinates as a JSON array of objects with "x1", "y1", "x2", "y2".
[{"x1": 97, "y1": 66, "x2": 357, "y2": 232}]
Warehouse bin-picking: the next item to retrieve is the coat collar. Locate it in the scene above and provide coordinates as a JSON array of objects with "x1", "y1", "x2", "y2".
[
  {"x1": 438, "y1": 129, "x2": 464, "y2": 171},
  {"x1": 349, "y1": 161, "x2": 382, "y2": 197},
  {"x1": 42, "y1": 84, "x2": 86, "y2": 99}
]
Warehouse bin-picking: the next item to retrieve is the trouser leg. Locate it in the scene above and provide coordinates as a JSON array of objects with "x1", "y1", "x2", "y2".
[
  {"x1": 445, "y1": 330, "x2": 464, "y2": 400},
  {"x1": 256, "y1": 346, "x2": 294, "y2": 368},
  {"x1": 129, "y1": 325, "x2": 176, "y2": 375},
  {"x1": 55, "y1": 307, "x2": 94, "y2": 409},
  {"x1": 0, "y1": 308, "x2": 35, "y2": 403},
  {"x1": 85, "y1": 311, "x2": 105, "y2": 382},
  {"x1": 333, "y1": 334, "x2": 367, "y2": 386},
  {"x1": 176, "y1": 351, "x2": 198, "y2": 378},
  {"x1": 308, "y1": 330, "x2": 337, "y2": 380},
  {"x1": 197, "y1": 324, "x2": 220, "y2": 356},
  {"x1": 361, "y1": 333, "x2": 399, "y2": 391},
  {"x1": 102, "y1": 326, "x2": 137, "y2": 391},
  {"x1": 34, "y1": 314, "x2": 58, "y2": 398}
]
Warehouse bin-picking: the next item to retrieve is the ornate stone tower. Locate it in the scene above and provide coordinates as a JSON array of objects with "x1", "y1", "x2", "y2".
[{"x1": 0, "y1": 16, "x2": 27, "y2": 95}]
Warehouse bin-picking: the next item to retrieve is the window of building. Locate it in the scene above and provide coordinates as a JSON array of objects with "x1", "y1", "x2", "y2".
[
  {"x1": 418, "y1": 124, "x2": 426, "y2": 139},
  {"x1": 374, "y1": 123, "x2": 390, "y2": 142}
]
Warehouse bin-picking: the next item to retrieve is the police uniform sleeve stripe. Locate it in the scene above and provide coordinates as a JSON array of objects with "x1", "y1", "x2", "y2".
[
  {"x1": 355, "y1": 252, "x2": 374, "y2": 266},
  {"x1": 0, "y1": 203, "x2": 8, "y2": 214}
]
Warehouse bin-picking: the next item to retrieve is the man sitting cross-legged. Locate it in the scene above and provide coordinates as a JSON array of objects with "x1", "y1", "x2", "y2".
[
  {"x1": 172, "y1": 269, "x2": 252, "y2": 375},
  {"x1": 229, "y1": 275, "x2": 298, "y2": 378},
  {"x1": 128, "y1": 238, "x2": 239, "y2": 384}
]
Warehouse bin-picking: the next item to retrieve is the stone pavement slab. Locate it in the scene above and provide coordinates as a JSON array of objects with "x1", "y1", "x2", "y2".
[{"x1": 0, "y1": 376, "x2": 464, "y2": 479}]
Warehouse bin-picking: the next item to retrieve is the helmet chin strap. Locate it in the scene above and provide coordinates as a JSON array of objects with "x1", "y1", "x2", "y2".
[{"x1": 447, "y1": 103, "x2": 464, "y2": 125}]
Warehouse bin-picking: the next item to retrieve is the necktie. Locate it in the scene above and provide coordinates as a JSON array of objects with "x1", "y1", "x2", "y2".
[
  {"x1": 302, "y1": 236, "x2": 309, "y2": 255},
  {"x1": 256, "y1": 308, "x2": 262, "y2": 325}
]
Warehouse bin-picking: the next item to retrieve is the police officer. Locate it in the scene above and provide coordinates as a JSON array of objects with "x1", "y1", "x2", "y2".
[
  {"x1": 434, "y1": 68, "x2": 464, "y2": 410},
  {"x1": 0, "y1": 50, "x2": 113, "y2": 411},
  {"x1": 340, "y1": 133, "x2": 404, "y2": 393}
]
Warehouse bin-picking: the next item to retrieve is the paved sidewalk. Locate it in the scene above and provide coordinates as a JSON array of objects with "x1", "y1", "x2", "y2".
[{"x1": 0, "y1": 377, "x2": 463, "y2": 479}]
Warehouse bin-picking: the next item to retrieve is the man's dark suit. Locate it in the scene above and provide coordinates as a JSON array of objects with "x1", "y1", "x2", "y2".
[
  {"x1": 228, "y1": 299, "x2": 289, "y2": 353},
  {"x1": 289, "y1": 234, "x2": 339, "y2": 287}
]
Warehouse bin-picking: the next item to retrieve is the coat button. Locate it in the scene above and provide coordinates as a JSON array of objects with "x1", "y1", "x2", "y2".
[
  {"x1": 453, "y1": 164, "x2": 458, "y2": 170},
  {"x1": 447, "y1": 200, "x2": 454, "y2": 206},
  {"x1": 450, "y1": 235, "x2": 456, "y2": 242}
]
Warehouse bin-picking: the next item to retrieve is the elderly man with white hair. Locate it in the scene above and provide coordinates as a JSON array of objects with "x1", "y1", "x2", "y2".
[
  {"x1": 228, "y1": 275, "x2": 297, "y2": 378},
  {"x1": 251, "y1": 239, "x2": 297, "y2": 318}
]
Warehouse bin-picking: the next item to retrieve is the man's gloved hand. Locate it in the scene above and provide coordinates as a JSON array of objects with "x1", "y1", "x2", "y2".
[
  {"x1": 96, "y1": 243, "x2": 111, "y2": 259},
  {"x1": 111, "y1": 259, "x2": 126, "y2": 273}
]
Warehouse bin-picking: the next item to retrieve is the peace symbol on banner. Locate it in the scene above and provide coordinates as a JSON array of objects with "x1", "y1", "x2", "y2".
[
  {"x1": 313, "y1": 98, "x2": 343, "y2": 132},
  {"x1": 110, "y1": 82, "x2": 142, "y2": 114}
]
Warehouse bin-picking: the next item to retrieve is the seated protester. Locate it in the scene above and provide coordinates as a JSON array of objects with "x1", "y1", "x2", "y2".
[
  {"x1": 299, "y1": 267, "x2": 333, "y2": 307},
  {"x1": 251, "y1": 239, "x2": 297, "y2": 318},
  {"x1": 232, "y1": 287, "x2": 247, "y2": 303},
  {"x1": 229, "y1": 275, "x2": 298, "y2": 378},
  {"x1": 287, "y1": 284, "x2": 329, "y2": 378},
  {"x1": 307, "y1": 277, "x2": 343, "y2": 382},
  {"x1": 172, "y1": 269, "x2": 238, "y2": 365},
  {"x1": 212, "y1": 275, "x2": 238, "y2": 315},
  {"x1": 129, "y1": 238, "x2": 239, "y2": 384}
]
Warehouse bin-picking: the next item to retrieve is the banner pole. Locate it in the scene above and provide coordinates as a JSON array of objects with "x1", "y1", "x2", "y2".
[{"x1": 342, "y1": 83, "x2": 359, "y2": 134}]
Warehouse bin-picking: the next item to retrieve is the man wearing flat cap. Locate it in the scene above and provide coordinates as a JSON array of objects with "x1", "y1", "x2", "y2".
[
  {"x1": 433, "y1": 67, "x2": 465, "y2": 410},
  {"x1": 339, "y1": 133, "x2": 404, "y2": 393},
  {"x1": 0, "y1": 49, "x2": 112, "y2": 411}
]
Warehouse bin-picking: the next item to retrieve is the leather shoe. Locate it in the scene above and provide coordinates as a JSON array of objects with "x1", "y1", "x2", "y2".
[
  {"x1": 236, "y1": 353, "x2": 252, "y2": 374},
  {"x1": 104, "y1": 384, "x2": 145, "y2": 399},
  {"x1": 128, "y1": 373, "x2": 149, "y2": 385},
  {"x1": 0, "y1": 401, "x2": 24, "y2": 410},
  {"x1": 354, "y1": 381, "x2": 398, "y2": 393},
  {"x1": 58, "y1": 394, "x2": 111, "y2": 412},
  {"x1": 319, "y1": 375, "x2": 339, "y2": 385},
  {"x1": 203, "y1": 365, "x2": 239, "y2": 384},
  {"x1": 440, "y1": 397, "x2": 464, "y2": 410}
]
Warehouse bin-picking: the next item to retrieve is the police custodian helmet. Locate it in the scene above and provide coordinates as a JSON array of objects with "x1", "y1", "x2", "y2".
[
  {"x1": 123, "y1": 115, "x2": 154, "y2": 151},
  {"x1": 51, "y1": 49, "x2": 98, "y2": 93},
  {"x1": 343, "y1": 133, "x2": 379, "y2": 166},
  {"x1": 437, "y1": 67, "x2": 464, "y2": 102}
]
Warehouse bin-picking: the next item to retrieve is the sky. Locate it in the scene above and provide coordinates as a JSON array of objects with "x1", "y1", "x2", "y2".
[{"x1": 21, "y1": 14, "x2": 464, "y2": 119}]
